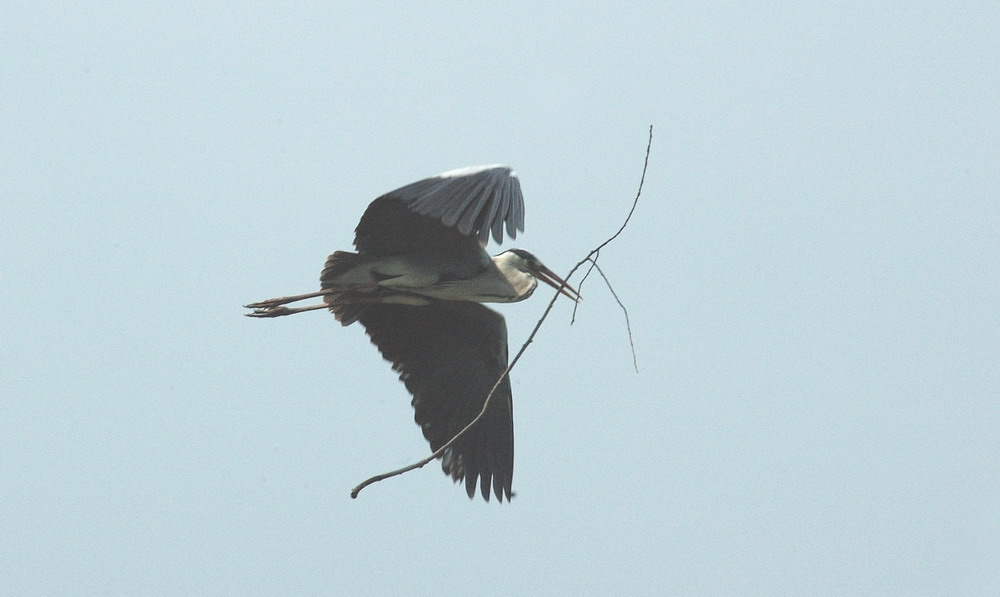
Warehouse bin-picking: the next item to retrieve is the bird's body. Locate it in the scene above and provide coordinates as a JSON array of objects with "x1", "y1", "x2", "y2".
[
  {"x1": 246, "y1": 165, "x2": 577, "y2": 502},
  {"x1": 320, "y1": 247, "x2": 538, "y2": 307}
]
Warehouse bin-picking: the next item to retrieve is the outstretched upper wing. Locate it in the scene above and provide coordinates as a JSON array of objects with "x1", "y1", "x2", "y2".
[
  {"x1": 354, "y1": 165, "x2": 525, "y2": 255},
  {"x1": 356, "y1": 301, "x2": 514, "y2": 502}
]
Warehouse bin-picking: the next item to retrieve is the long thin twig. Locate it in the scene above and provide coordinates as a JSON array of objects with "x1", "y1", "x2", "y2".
[{"x1": 351, "y1": 125, "x2": 653, "y2": 499}]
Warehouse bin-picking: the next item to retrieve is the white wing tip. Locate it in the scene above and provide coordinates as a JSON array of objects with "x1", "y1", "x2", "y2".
[{"x1": 437, "y1": 164, "x2": 516, "y2": 180}]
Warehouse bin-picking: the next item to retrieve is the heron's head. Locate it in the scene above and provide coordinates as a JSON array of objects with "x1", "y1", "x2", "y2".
[{"x1": 497, "y1": 249, "x2": 580, "y2": 302}]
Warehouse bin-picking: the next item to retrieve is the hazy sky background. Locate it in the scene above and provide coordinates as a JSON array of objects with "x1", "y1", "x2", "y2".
[{"x1": 4, "y1": 3, "x2": 998, "y2": 595}]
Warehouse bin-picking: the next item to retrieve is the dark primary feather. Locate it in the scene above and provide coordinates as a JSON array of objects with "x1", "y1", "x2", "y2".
[{"x1": 356, "y1": 301, "x2": 514, "y2": 502}]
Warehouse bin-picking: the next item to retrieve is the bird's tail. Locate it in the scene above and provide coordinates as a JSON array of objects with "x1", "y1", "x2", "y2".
[
  {"x1": 320, "y1": 250, "x2": 363, "y2": 284},
  {"x1": 320, "y1": 251, "x2": 369, "y2": 325}
]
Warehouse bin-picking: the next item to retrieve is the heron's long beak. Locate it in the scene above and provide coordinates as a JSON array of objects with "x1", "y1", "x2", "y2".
[{"x1": 534, "y1": 265, "x2": 581, "y2": 302}]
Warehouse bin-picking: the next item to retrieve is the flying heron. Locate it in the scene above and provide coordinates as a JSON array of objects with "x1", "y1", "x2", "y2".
[{"x1": 245, "y1": 165, "x2": 579, "y2": 502}]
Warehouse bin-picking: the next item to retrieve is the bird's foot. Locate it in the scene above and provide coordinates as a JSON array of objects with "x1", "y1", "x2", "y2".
[
  {"x1": 245, "y1": 305, "x2": 293, "y2": 318},
  {"x1": 244, "y1": 297, "x2": 287, "y2": 309}
]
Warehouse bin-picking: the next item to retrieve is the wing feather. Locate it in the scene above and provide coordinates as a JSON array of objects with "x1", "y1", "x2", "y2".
[
  {"x1": 355, "y1": 165, "x2": 525, "y2": 254},
  {"x1": 356, "y1": 301, "x2": 514, "y2": 502}
]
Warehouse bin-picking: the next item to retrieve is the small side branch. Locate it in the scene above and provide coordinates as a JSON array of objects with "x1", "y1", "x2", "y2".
[
  {"x1": 351, "y1": 125, "x2": 653, "y2": 499},
  {"x1": 585, "y1": 258, "x2": 638, "y2": 372}
]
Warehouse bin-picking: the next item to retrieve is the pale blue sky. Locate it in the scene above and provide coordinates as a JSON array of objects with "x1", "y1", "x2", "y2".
[{"x1": 3, "y1": 2, "x2": 998, "y2": 595}]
